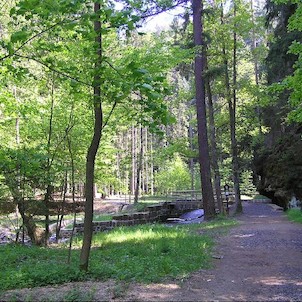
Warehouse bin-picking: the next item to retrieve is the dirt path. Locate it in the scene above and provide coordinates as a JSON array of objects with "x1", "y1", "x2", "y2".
[
  {"x1": 1, "y1": 201, "x2": 302, "y2": 301},
  {"x1": 123, "y1": 201, "x2": 302, "y2": 301}
]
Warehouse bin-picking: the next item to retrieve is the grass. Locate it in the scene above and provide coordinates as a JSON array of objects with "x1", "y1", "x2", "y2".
[
  {"x1": 0, "y1": 217, "x2": 237, "y2": 291},
  {"x1": 252, "y1": 194, "x2": 271, "y2": 200},
  {"x1": 93, "y1": 214, "x2": 113, "y2": 222},
  {"x1": 286, "y1": 208, "x2": 302, "y2": 223}
]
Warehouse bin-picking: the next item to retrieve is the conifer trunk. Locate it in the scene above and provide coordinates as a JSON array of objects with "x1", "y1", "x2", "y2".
[
  {"x1": 192, "y1": 0, "x2": 216, "y2": 219},
  {"x1": 205, "y1": 79, "x2": 223, "y2": 214},
  {"x1": 221, "y1": 1, "x2": 242, "y2": 214}
]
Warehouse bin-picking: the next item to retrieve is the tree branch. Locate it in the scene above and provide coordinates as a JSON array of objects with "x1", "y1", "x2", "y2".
[
  {"x1": 0, "y1": 17, "x2": 81, "y2": 62},
  {"x1": 14, "y1": 54, "x2": 92, "y2": 87},
  {"x1": 102, "y1": 101, "x2": 118, "y2": 130},
  {"x1": 140, "y1": 0, "x2": 189, "y2": 20}
]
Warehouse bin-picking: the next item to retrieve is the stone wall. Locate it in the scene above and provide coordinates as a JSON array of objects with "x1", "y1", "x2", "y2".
[{"x1": 60, "y1": 200, "x2": 202, "y2": 238}]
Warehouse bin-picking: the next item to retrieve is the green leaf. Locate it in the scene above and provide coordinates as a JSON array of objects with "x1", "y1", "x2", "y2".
[
  {"x1": 141, "y1": 83, "x2": 153, "y2": 90},
  {"x1": 136, "y1": 68, "x2": 148, "y2": 74},
  {"x1": 10, "y1": 31, "x2": 29, "y2": 44},
  {"x1": 7, "y1": 43, "x2": 14, "y2": 56}
]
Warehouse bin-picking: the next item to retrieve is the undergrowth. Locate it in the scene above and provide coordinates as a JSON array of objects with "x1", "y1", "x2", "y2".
[
  {"x1": 286, "y1": 208, "x2": 302, "y2": 223},
  {"x1": 0, "y1": 218, "x2": 237, "y2": 291}
]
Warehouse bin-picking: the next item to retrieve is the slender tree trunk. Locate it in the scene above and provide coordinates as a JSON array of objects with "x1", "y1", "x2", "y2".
[
  {"x1": 56, "y1": 169, "x2": 68, "y2": 242},
  {"x1": 134, "y1": 126, "x2": 143, "y2": 203},
  {"x1": 144, "y1": 128, "x2": 149, "y2": 194},
  {"x1": 221, "y1": 2, "x2": 242, "y2": 214},
  {"x1": 7, "y1": 183, "x2": 45, "y2": 245},
  {"x1": 13, "y1": 86, "x2": 21, "y2": 241},
  {"x1": 192, "y1": 0, "x2": 216, "y2": 219},
  {"x1": 130, "y1": 126, "x2": 135, "y2": 195},
  {"x1": 188, "y1": 111, "x2": 195, "y2": 192},
  {"x1": 205, "y1": 79, "x2": 223, "y2": 214},
  {"x1": 67, "y1": 133, "x2": 76, "y2": 264},
  {"x1": 44, "y1": 72, "x2": 55, "y2": 245},
  {"x1": 231, "y1": 0, "x2": 242, "y2": 214},
  {"x1": 250, "y1": 0, "x2": 262, "y2": 135},
  {"x1": 150, "y1": 133, "x2": 154, "y2": 195},
  {"x1": 80, "y1": 2, "x2": 103, "y2": 271}
]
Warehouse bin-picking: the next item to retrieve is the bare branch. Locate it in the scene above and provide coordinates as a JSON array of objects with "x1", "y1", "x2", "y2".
[
  {"x1": 102, "y1": 101, "x2": 118, "y2": 130},
  {"x1": 140, "y1": 0, "x2": 189, "y2": 20}
]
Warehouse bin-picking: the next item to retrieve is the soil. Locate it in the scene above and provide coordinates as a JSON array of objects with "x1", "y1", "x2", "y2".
[{"x1": 1, "y1": 200, "x2": 302, "y2": 301}]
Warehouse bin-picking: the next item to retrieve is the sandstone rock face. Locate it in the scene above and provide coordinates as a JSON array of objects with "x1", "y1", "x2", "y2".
[{"x1": 254, "y1": 126, "x2": 302, "y2": 209}]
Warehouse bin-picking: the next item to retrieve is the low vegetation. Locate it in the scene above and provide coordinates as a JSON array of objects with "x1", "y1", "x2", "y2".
[
  {"x1": 0, "y1": 218, "x2": 237, "y2": 291},
  {"x1": 286, "y1": 209, "x2": 302, "y2": 224}
]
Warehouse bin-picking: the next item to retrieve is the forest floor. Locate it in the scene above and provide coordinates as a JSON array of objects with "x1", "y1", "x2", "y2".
[{"x1": 1, "y1": 200, "x2": 302, "y2": 301}]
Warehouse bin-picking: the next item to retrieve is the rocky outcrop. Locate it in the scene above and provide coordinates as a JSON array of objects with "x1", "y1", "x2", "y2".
[{"x1": 253, "y1": 126, "x2": 302, "y2": 209}]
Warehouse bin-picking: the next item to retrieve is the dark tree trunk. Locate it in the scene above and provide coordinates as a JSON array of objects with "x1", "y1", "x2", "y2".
[
  {"x1": 192, "y1": 0, "x2": 216, "y2": 219},
  {"x1": 56, "y1": 170, "x2": 68, "y2": 242},
  {"x1": 44, "y1": 72, "x2": 57, "y2": 245},
  {"x1": 231, "y1": 0, "x2": 242, "y2": 214},
  {"x1": 130, "y1": 125, "x2": 136, "y2": 195},
  {"x1": 221, "y1": 2, "x2": 242, "y2": 214},
  {"x1": 250, "y1": 0, "x2": 262, "y2": 135},
  {"x1": 16, "y1": 196, "x2": 45, "y2": 245},
  {"x1": 205, "y1": 79, "x2": 223, "y2": 214},
  {"x1": 3, "y1": 171, "x2": 45, "y2": 245},
  {"x1": 134, "y1": 126, "x2": 143, "y2": 204},
  {"x1": 67, "y1": 133, "x2": 76, "y2": 265},
  {"x1": 80, "y1": 2, "x2": 103, "y2": 271}
]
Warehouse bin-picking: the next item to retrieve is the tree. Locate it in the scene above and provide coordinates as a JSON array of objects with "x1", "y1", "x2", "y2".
[
  {"x1": 229, "y1": 0, "x2": 242, "y2": 214},
  {"x1": 192, "y1": 0, "x2": 216, "y2": 219},
  {"x1": 79, "y1": 2, "x2": 103, "y2": 271}
]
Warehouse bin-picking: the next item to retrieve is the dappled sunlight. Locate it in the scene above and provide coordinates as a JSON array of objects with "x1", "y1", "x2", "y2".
[
  {"x1": 94, "y1": 227, "x2": 186, "y2": 245},
  {"x1": 129, "y1": 282, "x2": 181, "y2": 301},
  {"x1": 233, "y1": 233, "x2": 255, "y2": 238},
  {"x1": 146, "y1": 283, "x2": 180, "y2": 290},
  {"x1": 256, "y1": 276, "x2": 302, "y2": 286},
  {"x1": 197, "y1": 219, "x2": 238, "y2": 230}
]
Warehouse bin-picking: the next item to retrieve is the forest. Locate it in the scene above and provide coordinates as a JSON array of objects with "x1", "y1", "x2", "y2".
[{"x1": 0, "y1": 0, "x2": 302, "y2": 291}]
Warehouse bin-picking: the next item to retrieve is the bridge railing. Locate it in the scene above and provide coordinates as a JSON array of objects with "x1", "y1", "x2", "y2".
[
  {"x1": 169, "y1": 190, "x2": 203, "y2": 202},
  {"x1": 168, "y1": 189, "x2": 235, "y2": 210}
]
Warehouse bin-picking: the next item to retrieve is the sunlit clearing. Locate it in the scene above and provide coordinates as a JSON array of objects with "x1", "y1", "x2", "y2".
[{"x1": 93, "y1": 225, "x2": 185, "y2": 246}]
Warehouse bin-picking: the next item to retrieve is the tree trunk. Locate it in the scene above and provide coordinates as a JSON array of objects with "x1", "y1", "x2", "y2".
[
  {"x1": 44, "y1": 72, "x2": 55, "y2": 245},
  {"x1": 150, "y1": 133, "x2": 154, "y2": 195},
  {"x1": 188, "y1": 111, "x2": 195, "y2": 192},
  {"x1": 56, "y1": 170, "x2": 68, "y2": 242},
  {"x1": 230, "y1": 0, "x2": 242, "y2": 214},
  {"x1": 221, "y1": 2, "x2": 242, "y2": 214},
  {"x1": 144, "y1": 128, "x2": 149, "y2": 194},
  {"x1": 205, "y1": 79, "x2": 223, "y2": 214},
  {"x1": 250, "y1": 0, "x2": 262, "y2": 135},
  {"x1": 12, "y1": 189, "x2": 45, "y2": 245},
  {"x1": 130, "y1": 125, "x2": 136, "y2": 195},
  {"x1": 67, "y1": 133, "x2": 76, "y2": 264},
  {"x1": 80, "y1": 2, "x2": 103, "y2": 271},
  {"x1": 134, "y1": 126, "x2": 143, "y2": 203},
  {"x1": 192, "y1": 0, "x2": 216, "y2": 219}
]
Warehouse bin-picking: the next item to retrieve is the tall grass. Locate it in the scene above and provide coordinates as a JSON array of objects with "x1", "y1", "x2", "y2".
[
  {"x1": 286, "y1": 208, "x2": 302, "y2": 223},
  {"x1": 0, "y1": 218, "x2": 236, "y2": 290}
]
